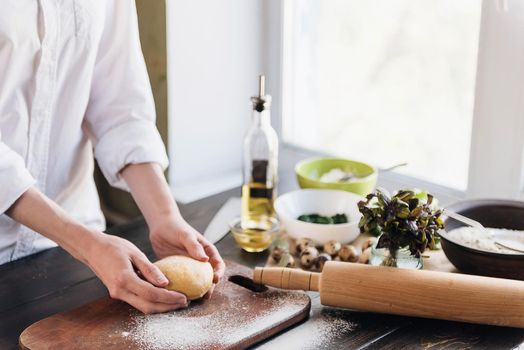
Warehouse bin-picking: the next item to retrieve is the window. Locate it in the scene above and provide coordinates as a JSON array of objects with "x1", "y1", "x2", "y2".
[
  {"x1": 165, "y1": 1, "x2": 524, "y2": 202},
  {"x1": 282, "y1": 1, "x2": 481, "y2": 191}
]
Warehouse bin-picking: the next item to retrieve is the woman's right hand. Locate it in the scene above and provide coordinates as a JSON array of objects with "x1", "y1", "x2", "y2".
[{"x1": 83, "y1": 231, "x2": 188, "y2": 314}]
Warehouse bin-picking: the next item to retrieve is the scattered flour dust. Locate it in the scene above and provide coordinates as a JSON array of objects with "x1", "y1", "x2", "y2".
[
  {"x1": 123, "y1": 291, "x2": 308, "y2": 350},
  {"x1": 257, "y1": 308, "x2": 357, "y2": 350}
]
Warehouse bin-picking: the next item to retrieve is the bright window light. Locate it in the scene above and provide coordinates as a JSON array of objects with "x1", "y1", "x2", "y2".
[{"x1": 283, "y1": 0, "x2": 481, "y2": 190}]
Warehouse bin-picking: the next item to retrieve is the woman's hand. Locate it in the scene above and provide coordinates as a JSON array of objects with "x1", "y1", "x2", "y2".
[
  {"x1": 149, "y1": 216, "x2": 226, "y2": 298},
  {"x1": 84, "y1": 231, "x2": 189, "y2": 314},
  {"x1": 6, "y1": 186, "x2": 188, "y2": 315},
  {"x1": 120, "y1": 162, "x2": 226, "y2": 299}
]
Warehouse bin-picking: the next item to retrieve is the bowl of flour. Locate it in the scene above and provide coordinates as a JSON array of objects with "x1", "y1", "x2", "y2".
[{"x1": 441, "y1": 199, "x2": 524, "y2": 280}]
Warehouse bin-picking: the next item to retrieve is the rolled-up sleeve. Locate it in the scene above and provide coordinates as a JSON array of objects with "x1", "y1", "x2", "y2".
[
  {"x1": 0, "y1": 139, "x2": 35, "y2": 214},
  {"x1": 84, "y1": 0, "x2": 168, "y2": 191}
]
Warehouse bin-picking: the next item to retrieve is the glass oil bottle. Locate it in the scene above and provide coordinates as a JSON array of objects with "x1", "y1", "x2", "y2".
[{"x1": 236, "y1": 75, "x2": 279, "y2": 252}]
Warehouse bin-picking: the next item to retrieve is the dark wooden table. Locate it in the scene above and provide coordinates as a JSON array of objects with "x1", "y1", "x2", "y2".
[{"x1": 1, "y1": 187, "x2": 524, "y2": 349}]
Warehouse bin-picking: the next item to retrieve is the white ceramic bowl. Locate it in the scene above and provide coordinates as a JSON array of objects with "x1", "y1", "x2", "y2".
[{"x1": 274, "y1": 189, "x2": 363, "y2": 244}]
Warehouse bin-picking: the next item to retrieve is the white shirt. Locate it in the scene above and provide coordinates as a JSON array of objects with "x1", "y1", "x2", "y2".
[{"x1": 0, "y1": 0, "x2": 169, "y2": 264}]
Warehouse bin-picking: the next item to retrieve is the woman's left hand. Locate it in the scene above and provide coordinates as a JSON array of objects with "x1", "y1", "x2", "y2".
[{"x1": 149, "y1": 217, "x2": 226, "y2": 298}]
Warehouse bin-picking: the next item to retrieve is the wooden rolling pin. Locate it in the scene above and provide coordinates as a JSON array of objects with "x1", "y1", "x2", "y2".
[{"x1": 253, "y1": 261, "x2": 524, "y2": 328}]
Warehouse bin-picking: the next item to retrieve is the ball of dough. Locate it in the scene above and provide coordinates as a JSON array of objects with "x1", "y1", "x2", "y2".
[{"x1": 154, "y1": 255, "x2": 214, "y2": 300}]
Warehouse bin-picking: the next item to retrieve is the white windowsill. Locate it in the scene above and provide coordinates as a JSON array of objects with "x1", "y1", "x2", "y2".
[{"x1": 170, "y1": 144, "x2": 465, "y2": 206}]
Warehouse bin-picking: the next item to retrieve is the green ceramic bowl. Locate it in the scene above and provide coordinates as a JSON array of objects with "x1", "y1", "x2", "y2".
[{"x1": 295, "y1": 157, "x2": 377, "y2": 196}]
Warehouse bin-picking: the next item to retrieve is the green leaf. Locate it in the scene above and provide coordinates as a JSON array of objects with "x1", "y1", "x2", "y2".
[
  {"x1": 395, "y1": 205, "x2": 411, "y2": 219},
  {"x1": 357, "y1": 188, "x2": 444, "y2": 258}
]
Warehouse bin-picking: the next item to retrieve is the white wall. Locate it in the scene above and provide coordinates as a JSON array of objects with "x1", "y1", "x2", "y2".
[{"x1": 166, "y1": 0, "x2": 273, "y2": 203}]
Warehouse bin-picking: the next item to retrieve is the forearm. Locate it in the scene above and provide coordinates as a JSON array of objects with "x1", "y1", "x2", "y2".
[
  {"x1": 6, "y1": 187, "x2": 100, "y2": 263},
  {"x1": 120, "y1": 163, "x2": 183, "y2": 228}
]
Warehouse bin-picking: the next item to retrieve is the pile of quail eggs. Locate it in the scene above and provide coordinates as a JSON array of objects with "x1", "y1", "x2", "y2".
[{"x1": 270, "y1": 236, "x2": 377, "y2": 272}]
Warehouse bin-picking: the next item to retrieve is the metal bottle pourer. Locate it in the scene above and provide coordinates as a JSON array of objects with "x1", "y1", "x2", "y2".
[{"x1": 251, "y1": 75, "x2": 272, "y2": 112}]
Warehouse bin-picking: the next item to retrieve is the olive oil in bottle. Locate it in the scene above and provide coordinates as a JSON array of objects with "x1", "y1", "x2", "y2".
[
  {"x1": 241, "y1": 160, "x2": 275, "y2": 230},
  {"x1": 236, "y1": 76, "x2": 279, "y2": 252}
]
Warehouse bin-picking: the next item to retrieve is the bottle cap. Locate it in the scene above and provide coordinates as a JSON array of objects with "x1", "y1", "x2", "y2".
[{"x1": 251, "y1": 75, "x2": 272, "y2": 112}]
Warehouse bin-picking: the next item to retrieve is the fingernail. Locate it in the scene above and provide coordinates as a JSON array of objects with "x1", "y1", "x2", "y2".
[
  {"x1": 158, "y1": 275, "x2": 168, "y2": 284},
  {"x1": 177, "y1": 295, "x2": 188, "y2": 305}
]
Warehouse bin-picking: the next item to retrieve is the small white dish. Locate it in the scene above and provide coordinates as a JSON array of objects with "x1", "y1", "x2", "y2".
[{"x1": 274, "y1": 189, "x2": 363, "y2": 244}]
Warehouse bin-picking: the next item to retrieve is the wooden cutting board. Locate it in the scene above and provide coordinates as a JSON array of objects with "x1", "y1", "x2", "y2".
[{"x1": 19, "y1": 261, "x2": 311, "y2": 350}]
